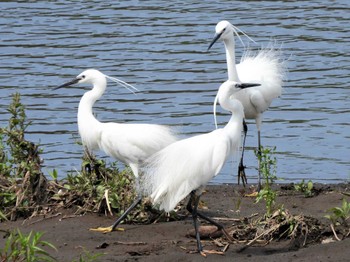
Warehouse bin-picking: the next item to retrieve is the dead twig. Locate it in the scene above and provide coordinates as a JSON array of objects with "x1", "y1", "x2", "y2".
[
  {"x1": 212, "y1": 213, "x2": 259, "y2": 222},
  {"x1": 113, "y1": 241, "x2": 147, "y2": 245},
  {"x1": 59, "y1": 214, "x2": 81, "y2": 221},
  {"x1": 27, "y1": 213, "x2": 62, "y2": 226},
  {"x1": 237, "y1": 224, "x2": 280, "y2": 252}
]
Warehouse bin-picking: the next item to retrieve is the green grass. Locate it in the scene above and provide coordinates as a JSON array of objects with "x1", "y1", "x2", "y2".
[{"x1": 0, "y1": 229, "x2": 57, "y2": 262}]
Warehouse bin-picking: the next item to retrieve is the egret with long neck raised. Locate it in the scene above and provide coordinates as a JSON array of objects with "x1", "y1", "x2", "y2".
[
  {"x1": 208, "y1": 20, "x2": 286, "y2": 189},
  {"x1": 55, "y1": 69, "x2": 177, "y2": 232}
]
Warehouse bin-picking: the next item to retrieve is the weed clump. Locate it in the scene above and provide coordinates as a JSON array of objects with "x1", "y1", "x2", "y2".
[
  {"x1": 325, "y1": 198, "x2": 350, "y2": 241},
  {"x1": 0, "y1": 93, "x2": 48, "y2": 221},
  {"x1": 0, "y1": 93, "x2": 162, "y2": 224},
  {"x1": 52, "y1": 151, "x2": 159, "y2": 224}
]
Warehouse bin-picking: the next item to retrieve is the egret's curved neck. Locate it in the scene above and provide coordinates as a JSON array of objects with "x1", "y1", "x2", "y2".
[
  {"x1": 78, "y1": 80, "x2": 106, "y2": 120},
  {"x1": 218, "y1": 83, "x2": 244, "y2": 127},
  {"x1": 223, "y1": 36, "x2": 240, "y2": 82},
  {"x1": 77, "y1": 79, "x2": 107, "y2": 150}
]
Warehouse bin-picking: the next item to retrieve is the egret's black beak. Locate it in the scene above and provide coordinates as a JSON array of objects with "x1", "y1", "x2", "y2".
[
  {"x1": 207, "y1": 32, "x2": 223, "y2": 51},
  {"x1": 237, "y1": 83, "x2": 261, "y2": 89},
  {"x1": 54, "y1": 77, "x2": 81, "y2": 90}
]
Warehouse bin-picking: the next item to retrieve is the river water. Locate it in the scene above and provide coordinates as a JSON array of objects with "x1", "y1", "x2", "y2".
[{"x1": 0, "y1": 0, "x2": 349, "y2": 184}]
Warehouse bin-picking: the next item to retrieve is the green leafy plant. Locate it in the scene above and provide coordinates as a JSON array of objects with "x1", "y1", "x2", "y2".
[
  {"x1": 325, "y1": 198, "x2": 350, "y2": 241},
  {"x1": 48, "y1": 169, "x2": 58, "y2": 181},
  {"x1": 294, "y1": 179, "x2": 313, "y2": 197},
  {"x1": 0, "y1": 93, "x2": 48, "y2": 221},
  {"x1": 325, "y1": 198, "x2": 350, "y2": 227},
  {"x1": 0, "y1": 229, "x2": 57, "y2": 261},
  {"x1": 255, "y1": 146, "x2": 278, "y2": 217}
]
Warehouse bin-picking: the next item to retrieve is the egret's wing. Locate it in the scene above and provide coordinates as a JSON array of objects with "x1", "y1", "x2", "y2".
[
  {"x1": 142, "y1": 130, "x2": 229, "y2": 212},
  {"x1": 99, "y1": 123, "x2": 177, "y2": 168}
]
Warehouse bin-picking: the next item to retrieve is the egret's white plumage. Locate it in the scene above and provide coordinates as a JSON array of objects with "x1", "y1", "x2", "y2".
[
  {"x1": 144, "y1": 127, "x2": 237, "y2": 212},
  {"x1": 67, "y1": 69, "x2": 177, "y2": 178},
  {"x1": 141, "y1": 80, "x2": 259, "y2": 254},
  {"x1": 209, "y1": 20, "x2": 286, "y2": 187},
  {"x1": 142, "y1": 81, "x2": 251, "y2": 212},
  {"x1": 56, "y1": 69, "x2": 177, "y2": 231}
]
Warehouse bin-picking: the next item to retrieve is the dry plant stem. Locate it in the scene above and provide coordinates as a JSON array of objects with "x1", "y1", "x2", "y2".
[
  {"x1": 27, "y1": 213, "x2": 62, "y2": 226},
  {"x1": 113, "y1": 241, "x2": 147, "y2": 245},
  {"x1": 49, "y1": 181, "x2": 66, "y2": 189},
  {"x1": 222, "y1": 243, "x2": 230, "y2": 252},
  {"x1": 330, "y1": 223, "x2": 341, "y2": 241},
  {"x1": 238, "y1": 224, "x2": 280, "y2": 252},
  {"x1": 212, "y1": 213, "x2": 259, "y2": 222},
  {"x1": 59, "y1": 215, "x2": 80, "y2": 221},
  {"x1": 104, "y1": 189, "x2": 113, "y2": 216}
]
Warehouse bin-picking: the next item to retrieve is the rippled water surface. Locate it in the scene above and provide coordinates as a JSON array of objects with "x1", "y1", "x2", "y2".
[{"x1": 1, "y1": 1, "x2": 349, "y2": 183}]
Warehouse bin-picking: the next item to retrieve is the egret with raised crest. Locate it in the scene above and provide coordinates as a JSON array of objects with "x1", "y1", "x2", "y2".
[{"x1": 208, "y1": 20, "x2": 286, "y2": 189}]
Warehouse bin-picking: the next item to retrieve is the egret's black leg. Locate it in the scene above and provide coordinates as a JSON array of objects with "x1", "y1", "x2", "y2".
[
  {"x1": 186, "y1": 191, "x2": 203, "y2": 253},
  {"x1": 110, "y1": 195, "x2": 142, "y2": 231},
  {"x1": 238, "y1": 119, "x2": 248, "y2": 186},
  {"x1": 257, "y1": 130, "x2": 262, "y2": 192},
  {"x1": 84, "y1": 148, "x2": 102, "y2": 179},
  {"x1": 90, "y1": 195, "x2": 142, "y2": 233},
  {"x1": 186, "y1": 192, "x2": 233, "y2": 244},
  {"x1": 186, "y1": 192, "x2": 223, "y2": 228}
]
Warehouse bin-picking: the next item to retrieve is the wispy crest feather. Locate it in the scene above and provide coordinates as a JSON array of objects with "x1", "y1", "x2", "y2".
[{"x1": 104, "y1": 74, "x2": 139, "y2": 94}]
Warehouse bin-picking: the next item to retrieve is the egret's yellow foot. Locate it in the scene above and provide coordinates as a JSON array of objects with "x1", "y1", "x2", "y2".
[
  {"x1": 89, "y1": 226, "x2": 124, "y2": 233},
  {"x1": 245, "y1": 191, "x2": 258, "y2": 197}
]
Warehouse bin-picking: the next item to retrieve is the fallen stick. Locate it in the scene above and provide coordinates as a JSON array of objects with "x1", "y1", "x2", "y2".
[
  {"x1": 59, "y1": 214, "x2": 80, "y2": 221},
  {"x1": 27, "y1": 213, "x2": 61, "y2": 226},
  {"x1": 113, "y1": 241, "x2": 147, "y2": 246},
  {"x1": 212, "y1": 213, "x2": 259, "y2": 222}
]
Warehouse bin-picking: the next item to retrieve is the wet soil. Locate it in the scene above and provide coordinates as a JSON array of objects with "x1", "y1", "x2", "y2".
[{"x1": 1, "y1": 183, "x2": 350, "y2": 262}]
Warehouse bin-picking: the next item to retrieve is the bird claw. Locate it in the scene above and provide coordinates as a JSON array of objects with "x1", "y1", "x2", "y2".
[
  {"x1": 238, "y1": 163, "x2": 247, "y2": 187},
  {"x1": 89, "y1": 226, "x2": 124, "y2": 233}
]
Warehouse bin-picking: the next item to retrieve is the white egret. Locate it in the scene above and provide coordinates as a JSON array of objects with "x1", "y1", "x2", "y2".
[
  {"x1": 55, "y1": 69, "x2": 177, "y2": 232},
  {"x1": 141, "y1": 81, "x2": 260, "y2": 256},
  {"x1": 208, "y1": 20, "x2": 286, "y2": 188}
]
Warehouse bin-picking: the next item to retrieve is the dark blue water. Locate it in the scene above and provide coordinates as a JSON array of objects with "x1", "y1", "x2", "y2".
[{"x1": 0, "y1": 0, "x2": 349, "y2": 183}]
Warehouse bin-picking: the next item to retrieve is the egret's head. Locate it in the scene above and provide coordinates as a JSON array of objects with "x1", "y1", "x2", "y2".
[
  {"x1": 208, "y1": 20, "x2": 255, "y2": 51},
  {"x1": 54, "y1": 69, "x2": 105, "y2": 89},
  {"x1": 208, "y1": 21, "x2": 233, "y2": 50},
  {"x1": 227, "y1": 81, "x2": 261, "y2": 95},
  {"x1": 213, "y1": 81, "x2": 261, "y2": 127},
  {"x1": 215, "y1": 21, "x2": 233, "y2": 40},
  {"x1": 55, "y1": 69, "x2": 138, "y2": 93},
  {"x1": 76, "y1": 69, "x2": 106, "y2": 84}
]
